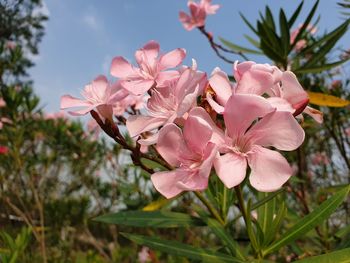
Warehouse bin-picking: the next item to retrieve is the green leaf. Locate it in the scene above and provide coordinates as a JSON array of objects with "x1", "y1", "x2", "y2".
[
  {"x1": 262, "y1": 185, "x2": 350, "y2": 256},
  {"x1": 293, "y1": 248, "x2": 350, "y2": 262},
  {"x1": 121, "y1": 233, "x2": 245, "y2": 263},
  {"x1": 219, "y1": 37, "x2": 262, "y2": 54},
  {"x1": 257, "y1": 21, "x2": 281, "y2": 50},
  {"x1": 244, "y1": 34, "x2": 260, "y2": 49},
  {"x1": 265, "y1": 6, "x2": 276, "y2": 31},
  {"x1": 94, "y1": 211, "x2": 205, "y2": 228},
  {"x1": 294, "y1": 59, "x2": 349, "y2": 74},
  {"x1": 258, "y1": 192, "x2": 275, "y2": 235},
  {"x1": 295, "y1": 19, "x2": 349, "y2": 60},
  {"x1": 233, "y1": 188, "x2": 285, "y2": 221},
  {"x1": 288, "y1": 1, "x2": 304, "y2": 28},
  {"x1": 239, "y1": 12, "x2": 258, "y2": 35},
  {"x1": 260, "y1": 38, "x2": 285, "y2": 63},
  {"x1": 205, "y1": 218, "x2": 246, "y2": 261},
  {"x1": 290, "y1": 0, "x2": 319, "y2": 51},
  {"x1": 246, "y1": 199, "x2": 260, "y2": 252},
  {"x1": 263, "y1": 202, "x2": 287, "y2": 247},
  {"x1": 279, "y1": 9, "x2": 290, "y2": 55}
]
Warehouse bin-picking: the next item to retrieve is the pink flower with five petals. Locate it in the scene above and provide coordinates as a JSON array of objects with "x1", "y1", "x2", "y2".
[
  {"x1": 151, "y1": 109, "x2": 218, "y2": 198},
  {"x1": 213, "y1": 94, "x2": 305, "y2": 192},
  {"x1": 110, "y1": 41, "x2": 186, "y2": 95},
  {"x1": 179, "y1": 0, "x2": 220, "y2": 31}
]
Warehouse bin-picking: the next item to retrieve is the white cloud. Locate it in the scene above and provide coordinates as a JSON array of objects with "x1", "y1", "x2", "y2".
[{"x1": 82, "y1": 14, "x2": 100, "y2": 31}]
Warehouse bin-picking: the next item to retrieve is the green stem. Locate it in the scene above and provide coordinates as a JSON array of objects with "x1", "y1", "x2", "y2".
[
  {"x1": 234, "y1": 185, "x2": 248, "y2": 226},
  {"x1": 222, "y1": 186, "x2": 228, "y2": 223},
  {"x1": 194, "y1": 191, "x2": 225, "y2": 226}
]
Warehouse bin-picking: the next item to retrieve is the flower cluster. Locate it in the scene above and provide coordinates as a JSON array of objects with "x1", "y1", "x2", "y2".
[{"x1": 61, "y1": 41, "x2": 322, "y2": 199}]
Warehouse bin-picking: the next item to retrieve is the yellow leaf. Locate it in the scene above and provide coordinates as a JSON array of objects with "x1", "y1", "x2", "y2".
[
  {"x1": 142, "y1": 197, "x2": 171, "y2": 211},
  {"x1": 308, "y1": 91, "x2": 350, "y2": 107}
]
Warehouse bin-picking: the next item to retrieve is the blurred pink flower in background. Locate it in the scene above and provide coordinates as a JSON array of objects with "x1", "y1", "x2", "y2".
[
  {"x1": 45, "y1": 111, "x2": 66, "y2": 120},
  {"x1": 110, "y1": 41, "x2": 186, "y2": 95},
  {"x1": 138, "y1": 247, "x2": 150, "y2": 263},
  {"x1": 179, "y1": 0, "x2": 220, "y2": 31},
  {"x1": 311, "y1": 152, "x2": 330, "y2": 166},
  {"x1": 5, "y1": 41, "x2": 16, "y2": 50},
  {"x1": 290, "y1": 24, "x2": 317, "y2": 51},
  {"x1": 0, "y1": 146, "x2": 8, "y2": 154},
  {"x1": 0, "y1": 98, "x2": 6, "y2": 107}
]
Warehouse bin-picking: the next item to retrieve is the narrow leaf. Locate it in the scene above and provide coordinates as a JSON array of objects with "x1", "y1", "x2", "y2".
[
  {"x1": 307, "y1": 91, "x2": 350, "y2": 107},
  {"x1": 279, "y1": 9, "x2": 291, "y2": 55},
  {"x1": 122, "y1": 233, "x2": 244, "y2": 263},
  {"x1": 239, "y1": 12, "x2": 258, "y2": 35},
  {"x1": 205, "y1": 218, "x2": 246, "y2": 261},
  {"x1": 94, "y1": 211, "x2": 205, "y2": 228},
  {"x1": 294, "y1": 59, "x2": 349, "y2": 73},
  {"x1": 293, "y1": 248, "x2": 350, "y2": 262},
  {"x1": 142, "y1": 197, "x2": 172, "y2": 211},
  {"x1": 288, "y1": 1, "x2": 304, "y2": 28},
  {"x1": 291, "y1": 0, "x2": 319, "y2": 50},
  {"x1": 219, "y1": 37, "x2": 262, "y2": 54},
  {"x1": 244, "y1": 34, "x2": 260, "y2": 49},
  {"x1": 265, "y1": 6, "x2": 276, "y2": 31},
  {"x1": 262, "y1": 185, "x2": 350, "y2": 256}
]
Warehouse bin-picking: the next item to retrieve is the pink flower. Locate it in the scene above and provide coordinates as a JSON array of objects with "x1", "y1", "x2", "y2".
[
  {"x1": 151, "y1": 109, "x2": 217, "y2": 198},
  {"x1": 138, "y1": 247, "x2": 150, "y2": 263},
  {"x1": 0, "y1": 98, "x2": 6, "y2": 107},
  {"x1": 0, "y1": 146, "x2": 8, "y2": 154},
  {"x1": 213, "y1": 94, "x2": 305, "y2": 192},
  {"x1": 290, "y1": 24, "x2": 317, "y2": 51},
  {"x1": 45, "y1": 111, "x2": 66, "y2": 120},
  {"x1": 110, "y1": 41, "x2": 186, "y2": 95},
  {"x1": 5, "y1": 41, "x2": 16, "y2": 50},
  {"x1": 60, "y1": 76, "x2": 128, "y2": 119},
  {"x1": 113, "y1": 93, "x2": 148, "y2": 116},
  {"x1": 126, "y1": 64, "x2": 206, "y2": 145},
  {"x1": 179, "y1": 0, "x2": 220, "y2": 31},
  {"x1": 311, "y1": 152, "x2": 329, "y2": 166}
]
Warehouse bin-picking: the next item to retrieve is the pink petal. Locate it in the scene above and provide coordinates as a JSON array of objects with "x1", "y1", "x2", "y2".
[
  {"x1": 198, "y1": 142, "x2": 217, "y2": 178},
  {"x1": 188, "y1": 107, "x2": 225, "y2": 146},
  {"x1": 156, "y1": 123, "x2": 187, "y2": 167},
  {"x1": 267, "y1": 97, "x2": 294, "y2": 113},
  {"x1": 206, "y1": 92, "x2": 224, "y2": 114},
  {"x1": 110, "y1": 56, "x2": 137, "y2": 78},
  {"x1": 176, "y1": 85, "x2": 198, "y2": 117},
  {"x1": 126, "y1": 115, "x2": 166, "y2": 137},
  {"x1": 60, "y1": 95, "x2": 93, "y2": 109},
  {"x1": 179, "y1": 11, "x2": 195, "y2": 31},
  {"x1": 233, "y1": 61, "x2": 255, "y2": 82},
  {"x1": 159, "y1": 48, "x2": 186, "y2": 71},
  {"x1": 303, "y1": 106, "x2": 323, "y2": 123},
  {"x1": 156, "y1": 70, "x2": 180, "y2": 87},
  {"x1": 246, "y1": 111, "x2": 305, "y2": 151},
  {"x1": 183, "y1": 114, "x2": 213, "y2": 154},
  {"x1": 151, "y1": 169, "x2": 207, "y2": 199},
  {"x1": 120, "y1": 79, "x2": 155, "y2": 95},
  {"x1": 224, "y1": 94, "x2": 274, "y2": 139},
  {"x1": 248, "y1": 146, "x2": 293, "y2": 192},
  {"x1": 281, "y1": 72, "x2": 309, "y2": 111},
  {"x1": 209, "y1": 68, "x2": 232, "y2": 105},
  {"x1": 135, "y1": 40, "x2": 160, "y2": 67},
  {"x1": 214, "y1": 153, "x2": 247, "y2": 188},
  {"x1": 236, "y1": 68, "x2": 274, "y2": 95}
]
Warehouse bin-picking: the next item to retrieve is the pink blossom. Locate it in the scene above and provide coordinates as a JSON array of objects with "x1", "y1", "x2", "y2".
[
  {"x1": 0, "y1": 98, "x2": 6, "y2": 107},
  {"x1": 0, "y1": 146, "x2": 8, "y2": 154},
  {"x1": 45, "y1": 111, "x2": 66, "y2": 120},
  {"x1": 290, "y1": 24, "x2": 317, "y2": 51},
  {"x1": 138, "y1": 247, "x2": 150, "y2": 263},
  {"x1": 126, "y1": 64, "x2": 206, "y2": 145},
  {"x1": 113, "y1": 94, "x2": 148, "y2": 116},
  {"x1": 60, "y1": 76, "x2": 128, "y2": 119},
  {"x1": 110, "y1": 41, "x2": 186, "y2": 95},
  {"x1": 311, "y1": 152, "x2": 330, "y2": 166},
  {"x1": 179, "y1": 0, "x2": 220, "y2": 31},
  {"x1": 151, "y1": 109, "x2": 217, "y2": 198},
  {"x1": 213, "y1": 94, "x2": 304, "y2": 192},
  {"x1": 5, "y1": 41, "x2": 16, "y2": 50}
]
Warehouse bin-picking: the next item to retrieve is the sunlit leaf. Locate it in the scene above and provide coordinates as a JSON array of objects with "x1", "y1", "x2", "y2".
[
  {"x1": 293, "y1": 248, "x2": 350, "y2": 262},
  {"x1": 219, "y1": 38, "x2": 262, "y2": 54},
  {"x1": 308, "y1": 91, "x2": 350, "y2": 107},
  {"x1": 142, "y1": 197, "x2": 172, "y2": 211}
]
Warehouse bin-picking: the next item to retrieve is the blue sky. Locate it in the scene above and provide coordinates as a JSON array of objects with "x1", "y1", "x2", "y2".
[{"x1": 30, "y1": 0, "x2": 349, "y2": 112}]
